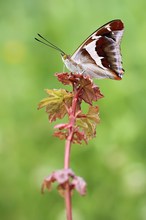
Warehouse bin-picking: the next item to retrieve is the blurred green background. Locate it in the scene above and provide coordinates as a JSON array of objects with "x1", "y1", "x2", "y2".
[{"x1": 1, "y1": 0, "x2": 146, "y2": 219}]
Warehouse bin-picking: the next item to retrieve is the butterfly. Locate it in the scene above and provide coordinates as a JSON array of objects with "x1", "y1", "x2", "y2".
[{"x1": 35, "y1": 19, "x2": 124, "y2": 80}]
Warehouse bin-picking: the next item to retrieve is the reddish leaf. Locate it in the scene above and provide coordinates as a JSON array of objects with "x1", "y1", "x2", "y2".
[
  {"x1": 71, "y1": 176, "x2": 86, "y2": 196},
  {"x1": 42, "y1": 169, "x2": 87, "y2": 196},
  {"x1": 53, "y1": 169, "x2": 74, "y2": 183},
  {"x1": 72, "y1": 129, "x2": 87, "y2": 144},
  {"x1": 78, "y1": 76, "x2": 104, "y2": 105},
  {"x1": 56, "y1": 72, "x2": 104, "y2": 105},
  {"x1": 54, "y1": 131, "x2": 68, "y2": 140},
  {"x1": 56, "y1": 72, "x2": 81, "y2": 86}
]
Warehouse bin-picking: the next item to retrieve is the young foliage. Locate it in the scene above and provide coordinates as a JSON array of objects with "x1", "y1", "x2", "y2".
[
  {"x1": 38, "y1": 73, "x2": 103, "y2": 143},
  {"x1": 38, "y1": 72, "x2": 104, "y2": 220},
  {"x1": 42, "y1": 169, "x2": 86, "y2": 196},
  {"x1": 38, "y1": 89, "x2": 73, "y2": 122}
]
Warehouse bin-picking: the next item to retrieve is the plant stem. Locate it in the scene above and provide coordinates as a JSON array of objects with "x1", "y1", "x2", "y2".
[
  {"x1": 64, "y1": 90, "x2": 79, "y2": 220},
  {"x1": 64, "y1": 132, "x2": 73, "y2": 169},
  {"x1": 64, "y1": 131, "x2": 73, "y2": 219}
]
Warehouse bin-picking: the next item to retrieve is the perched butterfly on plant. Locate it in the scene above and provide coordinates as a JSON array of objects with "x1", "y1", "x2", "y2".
[{"x1": 35, "y1": 19, "x2": 124, "y2": 80}]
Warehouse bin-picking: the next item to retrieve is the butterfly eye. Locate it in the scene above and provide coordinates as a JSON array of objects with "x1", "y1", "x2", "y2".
[{"x1": 62, "y1": 54, "x2": 68, "y2": 60}]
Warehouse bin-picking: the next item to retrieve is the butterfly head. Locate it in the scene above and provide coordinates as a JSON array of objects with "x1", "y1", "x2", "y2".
[
  {"x1": 62, "y1": 53, "x2": 85, "y2": 74},
  {"x1": 61, "y1": 54, "x2": 70, "y2": 60},
  {"x1": 61, "y1": 54, "x2": 73, "y2": 72}
]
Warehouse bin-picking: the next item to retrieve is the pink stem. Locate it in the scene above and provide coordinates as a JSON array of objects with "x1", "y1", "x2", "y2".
[
  {"x1": 64, "y1": 132, "x2": 73, "y2": 219},
  {"x1": 64, "y1": 132, "x2": 73, "y2": 169},
  {"x1": 64, "y1": 91, "x2": 79, "y2": 220}
]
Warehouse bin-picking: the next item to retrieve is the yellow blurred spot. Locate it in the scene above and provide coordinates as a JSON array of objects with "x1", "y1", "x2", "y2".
[{"x1": 3, "y1": 40, "x2": 26, "y2": 64}]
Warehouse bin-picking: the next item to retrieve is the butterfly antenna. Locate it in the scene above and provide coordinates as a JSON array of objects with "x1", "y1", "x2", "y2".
[{"x1": 35, "y1": 33, "x2": 65, "y2": 56}]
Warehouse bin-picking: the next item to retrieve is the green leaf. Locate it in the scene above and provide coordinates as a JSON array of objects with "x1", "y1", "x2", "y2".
[
  {"x1": 38, "y1": 89, "x2": 73, "y2": 122},
  {"x1": 76, "y1": 106, "x2": 100, "y2": 140}
]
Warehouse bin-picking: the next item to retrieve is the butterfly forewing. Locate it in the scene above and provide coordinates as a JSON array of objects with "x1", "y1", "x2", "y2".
[{"x1": 71, "y1": 20, "x2": 124, "y2": 80}]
